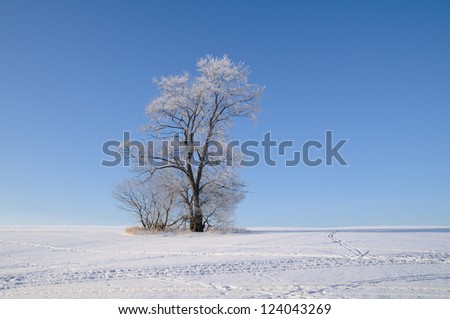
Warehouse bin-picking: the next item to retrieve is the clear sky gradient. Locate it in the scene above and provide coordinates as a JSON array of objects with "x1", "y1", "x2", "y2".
[{"x1": 1, "y1": 0, "x2": 449, "y2": 227}]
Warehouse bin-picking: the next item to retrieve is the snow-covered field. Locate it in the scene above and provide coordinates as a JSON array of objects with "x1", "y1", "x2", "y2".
[{"x1": 1, "y1": 226, "x2": 449, "y2": 298}]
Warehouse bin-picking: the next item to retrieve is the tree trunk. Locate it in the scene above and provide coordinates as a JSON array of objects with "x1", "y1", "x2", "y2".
[
  {"x1": 190, "y1": 192, "x2": 204, "y2": 232},
  {"x1": 191, "y1": 212, "x2": 204, "y2": 232}
]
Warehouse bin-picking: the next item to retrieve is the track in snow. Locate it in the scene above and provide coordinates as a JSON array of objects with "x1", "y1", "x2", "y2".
[
  {"x1": 1, "y1": 251, "x2": 449, "y2": 292},
  {"x1": 328, "y1": 232, "x2": 370, "y2": 257}
]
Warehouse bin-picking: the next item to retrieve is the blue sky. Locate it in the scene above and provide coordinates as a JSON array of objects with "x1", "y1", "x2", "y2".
[{"x1": 1, "y1": 0, "x2": 449, "y2": 227}]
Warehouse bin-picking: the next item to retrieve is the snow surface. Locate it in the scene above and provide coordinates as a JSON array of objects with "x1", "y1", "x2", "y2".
[{"x1": 1, "y1": 226, "x2": 449, "y2": 298}]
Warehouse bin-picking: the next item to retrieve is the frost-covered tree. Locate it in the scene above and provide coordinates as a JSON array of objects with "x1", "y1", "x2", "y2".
[
  {"x1": 142, "y1": 55, "x2": 262, "y2": 232},
  {"x1": 113, "y1": 176, "x2": 184, "y2": 230},
  {"x1": 201, "y1": 170, "x2": 245, "y2": 231}
]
